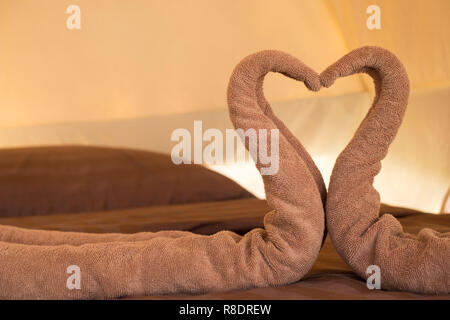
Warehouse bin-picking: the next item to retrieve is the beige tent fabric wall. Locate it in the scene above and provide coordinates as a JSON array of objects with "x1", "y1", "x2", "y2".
[
  {"x1": 0, "y1": 0, "x2": 361, "y2": 128},
  {"x1": 327, "y1": 0, "x2": 450, "y2": 90}
]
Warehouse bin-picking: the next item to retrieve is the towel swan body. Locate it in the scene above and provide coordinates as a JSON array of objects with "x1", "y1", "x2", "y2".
[{"x1": 321, "y1": 46, "x2": 450, "y2": 294}]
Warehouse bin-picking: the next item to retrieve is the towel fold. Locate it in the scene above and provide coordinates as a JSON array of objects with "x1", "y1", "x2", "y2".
[
  {"x1": 321, "y1": 46, "x2": 450, "y2": 294},
  {"x1": 0, "y1": 51, "x2": 325, "y2": 299}
]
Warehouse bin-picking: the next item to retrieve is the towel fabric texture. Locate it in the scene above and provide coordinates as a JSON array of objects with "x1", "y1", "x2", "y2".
[{"x1": 321, "y1": 47, "x2": 449, "y2": 294}]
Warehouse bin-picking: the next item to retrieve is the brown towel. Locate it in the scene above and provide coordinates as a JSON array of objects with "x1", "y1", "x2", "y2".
[
  {"x1": 0, "y1": 51, "x2": 326, "y2": 299},
  {"x1": 321, "y1": 46, "x2": 450, "y2": 294}
]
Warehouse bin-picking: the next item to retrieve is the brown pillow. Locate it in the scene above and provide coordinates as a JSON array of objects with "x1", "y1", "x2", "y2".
[{"x1": 0, "y1": 146, "x2": 253, "y2": 217}]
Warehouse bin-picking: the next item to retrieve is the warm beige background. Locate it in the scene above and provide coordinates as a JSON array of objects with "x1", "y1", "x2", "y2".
[
  {"x1": 0, "y1": 0, "x2": 361, "y2": 128},
  {"x1": 0, "y1": 0, "x2": 449, "y2": 213},
  {"x1": 328, "y1": 0, "x2": 450, "y2": 90}
]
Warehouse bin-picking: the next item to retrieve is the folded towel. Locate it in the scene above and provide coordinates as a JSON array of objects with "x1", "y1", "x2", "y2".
[
  {"x1": 321, "y1": 46, "x2": 450, "y2": 294},
  {"x1": 0, "y1": 51, "x2": 325, "y2": 299}
]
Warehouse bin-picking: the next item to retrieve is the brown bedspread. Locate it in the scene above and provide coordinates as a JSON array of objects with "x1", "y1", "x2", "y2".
[{"x1": 1, "y1": 198, "x2": 448, "y2": 299}]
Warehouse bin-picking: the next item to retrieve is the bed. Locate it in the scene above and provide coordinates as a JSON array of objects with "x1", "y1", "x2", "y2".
[{"x1": 0, "y1": 146, "x2": 448, "y2": 299}]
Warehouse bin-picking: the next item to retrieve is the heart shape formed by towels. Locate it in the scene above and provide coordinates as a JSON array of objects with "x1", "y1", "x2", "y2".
[
  {"x1": 231, "y1": 47, "x2": 449, "y2": 295},
  {"x1": 0, "y1": 46, "x2": 447, "y2": 299},
  {"x1": 236, "y1": 47, "x2": 450, "y2": 295}
]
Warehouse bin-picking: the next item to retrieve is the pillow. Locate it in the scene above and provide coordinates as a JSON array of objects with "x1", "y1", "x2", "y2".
[{"x1": 0, "y1": 146, "x2": 253, "y2": 217}]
